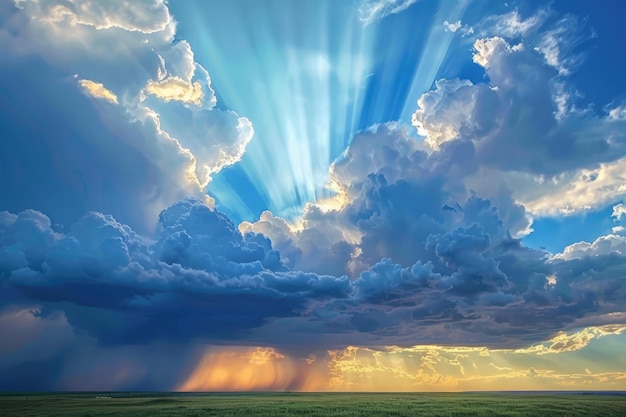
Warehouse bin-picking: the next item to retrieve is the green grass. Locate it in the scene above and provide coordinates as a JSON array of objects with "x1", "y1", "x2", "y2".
[{"x1": 1, "y1": 392, "x2": 626, "y2": 416}]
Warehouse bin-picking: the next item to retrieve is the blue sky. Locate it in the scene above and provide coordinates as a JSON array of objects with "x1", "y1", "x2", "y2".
[{"x1": 2, "y1": 0, "x2": 626, "y2": 391}]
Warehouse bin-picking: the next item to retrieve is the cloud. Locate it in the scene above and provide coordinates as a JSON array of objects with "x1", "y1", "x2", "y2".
[
  {"x1": 609, "y1": 105, "x2": 626, "y2": 121},
  {"x1": 2, "y1": 107, "x2": 626, "y2": 384},
  {"x1": 612, "y1": 203, "x2": 626, "y2": 220},
  {"x1": 358, "y1": 0, "x2": 419, "y2": 25},
  {"x1": 14, "y1": 0, "x2": 172, "y2": 33},
  {"x1": 145, "y1": 101, "x2": 254, "y2": 179},
  {"x1": 239, "y1": 122, "x2": 626, "y2": 349},
  {"x1": 0, "y1": 0, "x2": 250, "y2": 233},
  {"x1": 253, "y1": 123, "x2": 530, "y2": 273},
  {"x1": 3, "y1": 1, "x2": 625, "y2": 353},
  {"x1": 500, "y1": 160, "x2": 626, "y2": 218},
  {"x1": 0, "y1": 187, "x2": 603, "y2": 352},
  {"x1": 486, "y1": 9, "x2": 548, "y2": 38},
  {"x1": 3, "y1": 301, "x2": 625, "y2": 391},
  {"x1": 0, "y1": 199, "x2": 353, "y2": 347},
  {"x1": 443, "y1": 20, "x2": 462, "y2": 33},
  {"x1": 325, "y1": 327, "x2": 626, "y2": 391},
  {"x1": 514, "y1": 324, "x2": 626, "y2": 354},
  {"x1": 78, "y1": 78, "x2": 118, "y2": 103},
  {"x1": 2, "y1": 0, "x2": 626, "y2": 392},
  {"x1": 411, "y1": 17, "x2": 626, "y2": 217},
  {"x1": 412, "y1": 78, "x2": 477, "y2": 150},
  {"x1": 553, "y1": 234, "x2": 626, "y2": 260},
  {"x1": 146, "y1": 77, "x2": 204, "y2": 106},
  {"x1": 0, "y1": 306, "x2": 70, "y2": 357},
  {"x1": 533, "y1": 14, "x2": 593, "y2": 76}
]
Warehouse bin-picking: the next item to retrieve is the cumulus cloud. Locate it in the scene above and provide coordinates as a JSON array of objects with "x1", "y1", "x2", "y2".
[
  {"x1": 2, "y1": 0, "x2": 626, "y2": 392},
  {"x1": 1, "y1": 0, "x2": 250, "y2": 232},
  {"x1": 412, "y1": 78, "x2": 478, "y2": 150},
  {"x1": 0, "y1": 199, "x2": 353, "y2": 347},
  {"x1": 412, "y1": 13, "x2": 626, "y2": 217},
  {"x1": 2, "y1": 177, "x2": 624, "y2": 354},
  {"x1": 554, "y1": 234, "x2": 626, "y2": 260},
  {"x1": 504, "y1": 161, "x2": 626, "y2": 218},
  {"x1": 237, "y1": 121, "x2": 626, "y2": 348}
]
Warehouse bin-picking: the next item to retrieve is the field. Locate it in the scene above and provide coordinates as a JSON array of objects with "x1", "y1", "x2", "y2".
[{"x1": 1, "y1": 392, "x2": 626, "y2": 416}]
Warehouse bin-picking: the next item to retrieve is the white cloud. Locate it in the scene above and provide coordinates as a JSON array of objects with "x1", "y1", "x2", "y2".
[
  {"x1": 358, "y1": 0, "x2": 419, "y2": 25},
  {"x1": 78, "y1": 78, "x2": 118, "y2": 104},
  {"x1": 480, "y1": 10, "x2": 592, "y2": 78},
  {"x1": 4, "y1": 0, "x2": 252, "y2": 230},
  {"x1": 554, "y1": 234, "x2": 626, "y2": 260},
  {"x1": 14, "y1": 0, "x2": 172, "y2": 33},
  {"x1": 609, "y1": 105, "x2": 626, "y2": 121},
  {"x1": 535, "y1": 30, "x2": 565, "y2": 74},
  {"x1": 612, "y1": 203, "x2": 626, "y2": 220},
  {"x1": 443, "y1": 20, "x2": 462, "y2": 33},
  {"x1": 535, "y1": 15, "x2": 592, "y2": 77},
  {"x1": 488, "y1": 9, "x2": 548, "y2": 38},
  {"x1": 146, "y1": 77, "x2": 204, "y2": 106},
  {"x1": 413, "y1": 26, "x2": 626, "y2": 218},
  {"x1": 472, "y1": 36, "x2": 517, "y2": 69},
  {"x1": 412, "y1": 78, "x2": 477, "y2": 150},
  {"x1": 497, "y1": 160, "x2": 626, "y2": 218}
]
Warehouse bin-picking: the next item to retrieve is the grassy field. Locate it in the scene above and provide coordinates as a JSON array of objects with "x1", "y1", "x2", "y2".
[{"x1": 1, "y1": 392, "x2": 626, "y2": 416}]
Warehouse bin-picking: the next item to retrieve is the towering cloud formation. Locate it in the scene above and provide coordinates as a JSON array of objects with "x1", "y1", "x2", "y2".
[
  {"x1": 0, "y1": 0, "x2": 252, "y2": 232},
  {"x1": 2, "y1": 116, "x2": 624, "y2": 357},
  {"x1": 2, "y1": 0, "x2": 626, "y2": 392},
  {"x1": 412, "y1": 10, "x2": 626, "y2": 218}
]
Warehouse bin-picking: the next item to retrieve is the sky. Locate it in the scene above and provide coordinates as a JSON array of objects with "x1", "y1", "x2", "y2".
[{"x1": 1, "y1": 0, "x2": 626, "y2": 392}]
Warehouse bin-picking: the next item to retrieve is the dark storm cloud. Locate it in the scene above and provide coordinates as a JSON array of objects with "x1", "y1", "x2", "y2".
[
  {"x1": 0, "y1": 198, "x2": 351, "y2": 346},
  {"x1": 241, "y1": 121, "x2": 626, "y2": 349},
  {"x1": 3, "y1": 99, "x2": 626, "y2": 353}
]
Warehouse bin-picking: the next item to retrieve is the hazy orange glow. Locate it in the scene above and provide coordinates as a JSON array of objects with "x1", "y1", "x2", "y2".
[{"x1": 177, "y1": 347, "x2": 326, "y2": 391}]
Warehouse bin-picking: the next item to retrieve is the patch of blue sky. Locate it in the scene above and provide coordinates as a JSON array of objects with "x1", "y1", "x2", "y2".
[
  {"x1": 396, "y1": 0, "x2": 470, "y2": 123},
  {"x1": 523, "y1": 204, "x2": 619, "y2": 254},
  {"x1": 208, "y1": 162, "x2": 267, "y2": 225},
  {"x1": 529, "y1": 0, "x2": 626, "y2": 108}
]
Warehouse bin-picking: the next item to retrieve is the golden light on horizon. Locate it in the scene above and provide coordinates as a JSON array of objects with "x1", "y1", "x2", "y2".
[
  {"x1": 177, "y1": 326, "x2": 626, "y2": 393},
  {"x1": 177, "y1": 346, "x2": 327, "y2": 392}
]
